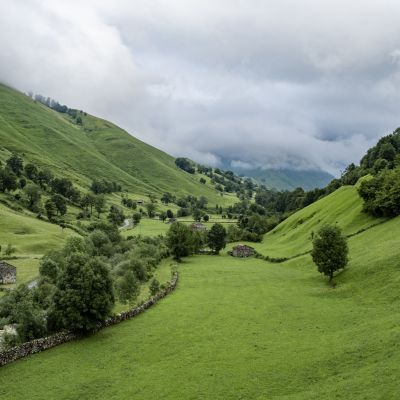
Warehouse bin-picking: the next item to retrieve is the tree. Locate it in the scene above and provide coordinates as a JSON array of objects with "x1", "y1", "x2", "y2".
[
  {"x1": 0, "y1": 168, "x2": 17, "y2": 192},
  {"x1": 24, "y1": 183, "x2": 41, "y2": 210},
  {"x1": 24, "y1": 163, "x2": 38, "y2": 180},
  {"x1": 203, "y1": 214, "x2": 209, "y2": 222},
  {"x1": 6, "y1": 153, "x2": 23, "y2": 176},
  {"x1": 175, "y1": 158, "x2": 195, "y2": 174},
  {"x1": 44, "y1": 199, "x2": 57, "y2": 221},
  {"x1": 94, "y1": 195, "x2": 106, "y2": 218},
  {"x1": 199, "y1": 177, "x2": 206, "y2": 184},
  {"x1": 116, "y1": 271, "x2": 140, "y2": 305},
  {"x1": 149, "y1": 279, "x2": 160, "y2": 296},
  {"x1": 50, "y1": 255, "x2": 114, "y2": 332},
  {"x1": 146, "y1": 203, "x2": 156, "y2": 218},
  {"x1": 192, "y1": 208, "x2": 203, "y2": 222},
  {"x1": 207, "y1": 223, "x2": 227, "y2": 254},
  {"x1": 51, "y1": 194, "x2": 67, "y2": 215},
  {"x1": 159, "y1": 212, "x2": 167, "y2": 222},
  {"x1": 311, "y1": 225, "x2": 348, "y2": 282},
  {"x1": 132, "y1": 212, "x2": 141, "y2": 225},
  {"x1": 107, "y1": 205, "x2": 125, "y2": 226},
  {"x1": 166, "y1": 209, "x2": 174, "y2": 219},
  {"x1": 166, "y1": 222, "x2": 194, "y2": 261}
]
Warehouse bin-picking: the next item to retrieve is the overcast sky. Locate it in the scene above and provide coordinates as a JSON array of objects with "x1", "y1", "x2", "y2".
[{"x1": 2, "y1": 1, "x2": 400, "y2": 175}]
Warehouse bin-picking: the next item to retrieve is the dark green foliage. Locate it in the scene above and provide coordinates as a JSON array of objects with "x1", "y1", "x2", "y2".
[
  {"x1": 161, "y1": 192, "x2": 175, "y2": 204},
  {"x1": 166, "y1": 222, "x2": 194, "y2": 261},
  {"x1": 39, "y1": 258, "x2": 60, "y2": 284},
  {"x1": 145, "y1": 203, "x2": 156, "y2": 218},
  {"x1": 6, "y1": 153, "x2": 23, "y2": 176},
  {"x1": 115, "y1": 271, "x2": 140, "y2": 305},
  {"x1": 311, "y1": 225, "x2": 348, "y2": 281},
  {"x1": 86, "y1": 221, "x2": 121, "y2": 243},
  {"x1": 149, "y1": 278, "x2": 160, "y2": 296},
  {"x1": 203, "y1": 214, "x2": 209, "y2": 222},
  {"x1": 175, "y1": 157, "x2": 195, "y2": 174},
  {"x1": 90, "y1": 179, "x2": 121, "y2": 194},
  {"x1": 51, "y1": 256, "x2": 114, "y2": 332},
  {"x1": 51, "y1": 194, "x2": 67, "y2": 215},
  {"x1": 94, "y1": 195, "x2": 106, "y2": 217},
  {"x1": 107, "y1": 205, "x2": 125, "y2": 226},
  {"x1": 24, "y1": 163, "x2": 38, "y2": 180},
  {"x1": 129, "y1": 259, "x2": 148, "y2": 281},
  {"x1": 358, "y1": 168, "x2": 400, "y2": 217},
  {"x1": 207, "y1": 223, "x2": 227, "y2": 254},
  {"x1": 0, "y1": 167, "x2": 17, "y2": 192},
  {"x1": 199, "y1": 177, "x2": 206, "y2": 184},
  {"x1": 24, "y1": 183, "x2": 41, "y2": 211},
  {"x1": 44, "y1": 199, "x2": 57, "y2": 221},
  {"x1": 166, "y1": 209, "x2": 174, "y2": 219},
  {"x1": 132, "y1": 212, "x2": 141, "y2": 225},
  {"x1": 14, "y1": 301, "x2": 47, "y2": 342}
]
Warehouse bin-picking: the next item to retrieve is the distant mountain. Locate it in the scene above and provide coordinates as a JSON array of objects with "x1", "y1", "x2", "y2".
[{"x1": 231, "y1": 167, "x2": 333, "y2": 191}]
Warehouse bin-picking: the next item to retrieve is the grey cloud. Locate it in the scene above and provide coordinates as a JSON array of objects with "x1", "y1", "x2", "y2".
[{"x1": 1, "y1": 0, "x2": 400, "y2": 176}]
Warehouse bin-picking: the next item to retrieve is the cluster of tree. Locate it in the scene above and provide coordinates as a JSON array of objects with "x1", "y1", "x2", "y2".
[
  {"x1": 33, "y1": 94, "x2": 85, "y2": 125},
  {"x1": 175, "y1": 158, "x2": 195, "y2": 174},
  {"x1": 0, "y1": 222, "x2": 169, "y2": 345},
  {"x1": 358, "y1": 168, "x2": 400, "y2": 217},
  {"x1": 166, "y1": 222, "x2": 227, "y2": 260},
  {"x1": 121, "y1": 197, "x2": 137, "y2": 209},
  {"x1": 91, "y1": 179, "x2": 121, "y2": 194}
]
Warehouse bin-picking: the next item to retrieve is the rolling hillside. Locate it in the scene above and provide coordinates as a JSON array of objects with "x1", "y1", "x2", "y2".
[
  {"x1": 0, "y1": 83, "x2": 236, "y2": 206},
  {"x1": 1, "y1": 184, "x2": 400, "y2": 398},
  {"x1": 249, "y1": 183, "x2": 385, "y2": 258}
]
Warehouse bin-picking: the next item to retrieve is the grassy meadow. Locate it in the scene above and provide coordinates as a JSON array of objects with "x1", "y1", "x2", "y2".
[{"x1": 1, "y1": 188, "x2": 400, "y2": 399}]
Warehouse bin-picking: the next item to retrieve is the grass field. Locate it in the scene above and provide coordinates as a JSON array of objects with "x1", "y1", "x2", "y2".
[
  {"x1": 0, "y1": 83, "x2": 237, "y2": 208},
  {"x1": 248, "y1": 185, "x2": 384, "y2": 258},
  {"x1": 1, "y1": 185, "x2": 400, "y2": 398}
]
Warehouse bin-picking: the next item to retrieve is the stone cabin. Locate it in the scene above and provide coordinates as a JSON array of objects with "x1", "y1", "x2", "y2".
[
  {"x1": 191, "y1": 223, "x2": 207, "y2": 232},
  {"x1": 0, "y1": 261, "x2": 17, "y2": 284},
  {"x1": 231, "y1": 244, "x2": 255, "y2": 258}
]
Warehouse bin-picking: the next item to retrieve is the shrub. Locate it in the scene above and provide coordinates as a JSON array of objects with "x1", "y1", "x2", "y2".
[{"x1": 149, "y1": 279, "x2": 160, "y2": 296}]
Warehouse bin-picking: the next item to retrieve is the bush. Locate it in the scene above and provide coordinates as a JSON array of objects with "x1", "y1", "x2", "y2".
[{"x1": 149, "y1": 279, "x2": 160, "y2": 296}]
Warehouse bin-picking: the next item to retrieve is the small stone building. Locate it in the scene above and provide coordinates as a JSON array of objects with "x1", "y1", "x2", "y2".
[
  {"x1": 231, "y1": 244, "x2": 255, "y2": 258},
  {"x1": 0, "y1": 261, "x2": 17, "y2": 284},
  {"x1": 191, "y1": 223, "x2": 207, "y2": 232}
]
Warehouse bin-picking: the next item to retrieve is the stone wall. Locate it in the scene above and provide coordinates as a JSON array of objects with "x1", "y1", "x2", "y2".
[{"x1": 0, "y1": 272, "x2": 178, "y2": 367}]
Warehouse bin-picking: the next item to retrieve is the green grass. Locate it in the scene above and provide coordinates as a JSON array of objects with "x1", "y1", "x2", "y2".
[
  {"x1": 0, "y1": 83, "x2": 236, "y2": 208},
  {"x1": 1, "y1": 185, "x2": 400, "y2": 398},
  {"x1": 120, "y1": 217, "x2": 237, "y2": 238},
  {"x1": 113, "y1": 258, "x2": 175, "y2": 313},
  {"x1": 0, "y1": 204, "x2": 76, "y2": 258},
  {"x1": 248, "y1": 185, "x2": 384, "y2": 258}
]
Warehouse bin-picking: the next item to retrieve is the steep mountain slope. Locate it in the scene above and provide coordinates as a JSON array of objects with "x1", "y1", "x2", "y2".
[
  {"x1": 0, "y1": 84, "x2": 235, "y2": 206},
  {"x1": 250, "y1": 183, "x2": 385, "y2": 257},
  {"x1": 2, "y1": 186, "x2": 400, "y2": 398}
]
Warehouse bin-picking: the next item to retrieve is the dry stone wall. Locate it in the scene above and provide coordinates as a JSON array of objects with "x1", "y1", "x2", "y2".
[{"x1": 0, "y1": 272, "x2": 178, "y2": 367}]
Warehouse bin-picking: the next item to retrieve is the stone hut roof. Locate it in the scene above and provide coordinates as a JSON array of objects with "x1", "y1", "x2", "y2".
[
  {"x1": 0, "y1": 261, "x2": 17, "y2": 284},
  {"x1": 231, "y1": 244, "x2": 255, "y2": 258},
  {"x1": 191, "y1": 223, "x2": 207, "y2": 232}
]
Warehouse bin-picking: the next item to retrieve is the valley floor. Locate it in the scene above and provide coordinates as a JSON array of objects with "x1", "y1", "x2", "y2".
[{"x1": 1, "y1": 215, "x2": 400, "y2": 399}]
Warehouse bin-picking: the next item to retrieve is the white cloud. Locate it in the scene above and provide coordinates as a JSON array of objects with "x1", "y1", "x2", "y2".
[{"x1": 1, "y1": 0, "x2": 400, "y2": 175}]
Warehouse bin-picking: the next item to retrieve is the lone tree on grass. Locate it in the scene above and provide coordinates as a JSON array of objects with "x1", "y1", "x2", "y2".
[
  {"x1": 207, "y1": 223, "x2": 227, "y2": 254},
  {"x1": 311, "y1": 225, "x2": 348, "y2": 282}
]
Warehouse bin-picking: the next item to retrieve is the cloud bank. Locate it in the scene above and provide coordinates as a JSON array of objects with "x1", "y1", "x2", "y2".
[{"x1": 2, "y1": 0, "x2": 400, "y2": 175}]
